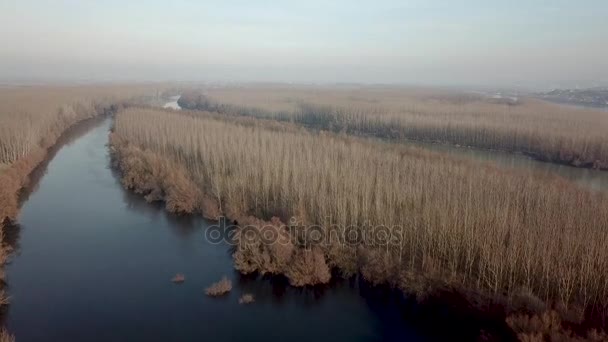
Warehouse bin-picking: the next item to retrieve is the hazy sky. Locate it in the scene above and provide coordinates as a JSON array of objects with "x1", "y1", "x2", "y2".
[{"x1": 1, "y1": 0, "x2": 607, "y2": 88}]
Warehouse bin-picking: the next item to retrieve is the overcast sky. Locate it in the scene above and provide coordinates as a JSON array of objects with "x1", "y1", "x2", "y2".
[{"x1": 1, "y1": 0, "x2": 607, "y2": 88}]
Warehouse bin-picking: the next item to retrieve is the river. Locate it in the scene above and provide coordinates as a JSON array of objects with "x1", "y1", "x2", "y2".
[
  {"x1": 3, "y1": 101, "x2": 606, "y2": 341},
  {"x1": 3, "y1": 117, "x2": 431, "y2": 341},
  {"x1": 163, "y1": 95, "x2": 181, "y2": 110}
]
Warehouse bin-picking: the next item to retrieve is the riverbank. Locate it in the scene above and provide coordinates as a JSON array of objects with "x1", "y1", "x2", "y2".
[
  {"x1": 0, "y1": 106, "x2": 118, "y2": 228},
  {"x1": 111, "y1": 106, "x2": 608, "y2": 340}
]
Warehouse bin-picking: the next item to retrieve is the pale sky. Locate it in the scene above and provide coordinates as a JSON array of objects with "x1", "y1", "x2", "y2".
[{"x1": 1, "y1": 0, "x2": 607, "y2": 88}]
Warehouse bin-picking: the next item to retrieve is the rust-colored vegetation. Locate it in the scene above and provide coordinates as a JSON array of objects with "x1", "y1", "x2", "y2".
[
  {"x1": 112, "y1": 106, "x2": 608, "y2": 336},
  {"x1": 180, "y1": 86, "x2": 608, "y2": 169},
  {"x1": 205, "y1": 277, "x2": 232, "y2": 296}
]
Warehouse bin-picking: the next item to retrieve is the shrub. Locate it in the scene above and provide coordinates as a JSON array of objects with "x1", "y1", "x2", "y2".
[{"x1": 205, "y1": 277, "x2": 232, "y2": 296}]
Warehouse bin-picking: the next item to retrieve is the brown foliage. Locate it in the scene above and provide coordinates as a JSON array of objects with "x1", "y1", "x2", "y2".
[
  {"x1": 232, "y1": 216, "x2": 296, "y2": 276},
  {"x1": 0, "y1": 149, "x2": 44, "y2": 225},
  {"x1": 0, "y1": 329, "x2": 14, "y2": 342},
  {"x1": 231, "y1": 216, "x2": 331, "y2": 286},
  {"x1": 359, "y1": 248, "x2": 400, "y2": 286},
  {"x1": 205, "y1": 277, "x2": 232, "y2": 296},
  {"x1": 200, "y1": 195, "x2": 221, "y2": 220},
  {"x1": 285, "y1": 247, "x2": 331, "y2": 287},
  {"x1": 111, "y1": 134, "x2": 209, "y2": 216}
]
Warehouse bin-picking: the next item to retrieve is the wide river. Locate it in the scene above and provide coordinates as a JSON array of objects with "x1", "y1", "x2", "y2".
[{"x1": 3, "y1": 104, "x2": 606, "y2": 341}]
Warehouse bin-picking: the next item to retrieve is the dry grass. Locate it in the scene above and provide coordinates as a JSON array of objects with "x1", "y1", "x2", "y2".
[
  {"x1": 205, "y1": 277, "x2": 232, "y2": 296},
  {"x1": 239, "y1": 293, "x2": 255, "y2": 304},
  {"x1": 180, "y1": 86, "x2": 608, "y2": 169},
  {"x1": 112, "y1": 107, "x2": 608, "y2": 331}
]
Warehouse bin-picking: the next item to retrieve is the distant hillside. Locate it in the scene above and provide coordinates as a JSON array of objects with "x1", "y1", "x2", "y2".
[{"x1": 538, "y1": 88, "x2": 608, "y2": 108}]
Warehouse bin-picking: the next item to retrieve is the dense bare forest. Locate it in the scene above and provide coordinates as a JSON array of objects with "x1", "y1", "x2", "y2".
[
  {"x1": 178, "y1": 87, "x2": 608, "y2": 169},
  {"x1": 111, "y1": 106, "x2": 608, "y2": 340}
]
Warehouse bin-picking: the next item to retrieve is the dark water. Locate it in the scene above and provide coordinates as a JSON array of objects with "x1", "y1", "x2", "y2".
[{"x1": 3, "y1": 118, "x2": 424, "y2": 342}]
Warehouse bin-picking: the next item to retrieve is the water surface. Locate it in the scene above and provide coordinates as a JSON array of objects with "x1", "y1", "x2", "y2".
[{"x1": 163, "y1": 95, "x2": 181, "y2": 110}]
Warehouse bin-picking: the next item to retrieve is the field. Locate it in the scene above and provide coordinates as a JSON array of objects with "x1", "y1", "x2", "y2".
[
  {"x1": 111, "y1": 106, "x2": 608, "y2": 337},
  {"x1": 178, "y1": 86, "x2": 608, "y2": 169}
]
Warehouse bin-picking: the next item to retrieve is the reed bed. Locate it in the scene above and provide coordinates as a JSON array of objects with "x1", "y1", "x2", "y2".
[
  {"x1": 179, "y1": 86, "x2": 608, "y2": 169},
  {"x1": 112, "y1": 107, "x2": 608, "y2": 331},
  {"x1": 205, "y1": 277, "x2": 232, "y2": 296},
  {"x1": 0, "y1": 85, "x2": 161, "y2": 165}
]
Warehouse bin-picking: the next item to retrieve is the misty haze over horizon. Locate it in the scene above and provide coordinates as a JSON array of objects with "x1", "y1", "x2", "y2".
[{"x1": 1, "y1": 0, "x2": 607, "y2": 90}]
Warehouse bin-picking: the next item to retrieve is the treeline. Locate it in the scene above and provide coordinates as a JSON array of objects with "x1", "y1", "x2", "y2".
[
  {"x1": 178, "y1": 87, "x2": 608, "y2": 170},
  {"x1": 112, "y1": 107, "x2": 608, "y2": 338}
]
